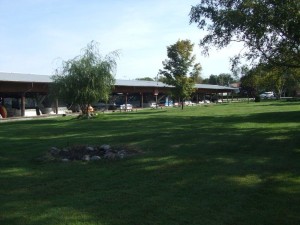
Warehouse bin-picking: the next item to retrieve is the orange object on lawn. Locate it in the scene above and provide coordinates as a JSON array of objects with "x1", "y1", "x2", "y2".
[{"x1": 0, "y1": 106, "x2": 7, "y2": 118}]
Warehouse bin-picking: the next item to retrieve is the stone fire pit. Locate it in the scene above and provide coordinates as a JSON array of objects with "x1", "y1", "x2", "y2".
[{"x1": 35, "y1": 144, "x2": 141, "y2": 163}]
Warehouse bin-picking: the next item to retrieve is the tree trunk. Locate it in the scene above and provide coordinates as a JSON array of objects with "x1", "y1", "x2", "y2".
[
  {"x1": 80, "y1": 104, "x2": 88, "y2": 115},
  {"x1": 87, "y1": 105, "x2": 91, "y2": 118}
]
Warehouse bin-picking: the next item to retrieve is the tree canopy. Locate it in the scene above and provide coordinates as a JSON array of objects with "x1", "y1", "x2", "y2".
[
  {"x1": 190, "y1": 0, "x2": 300, "y2": 69},
  {"x1": 136, "y1": 77, "x2": 154, "y2": 81},
  {"x1": 202, "y1": 73, "x2": 237, "y2": 85},
  {"x1": 51, "y1": 41, "x2": 118, "y2": 116},
  {"x1": 240, "y1": 64, "x2": 300, "y2": 98},
  {"x1": 159, "y1": 39, "x2": 202, "y2": 109}
]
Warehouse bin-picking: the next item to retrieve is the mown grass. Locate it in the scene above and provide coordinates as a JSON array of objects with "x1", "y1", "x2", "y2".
[{"x1": 0, "y1": 101, "x2": 300, "y2": 225}]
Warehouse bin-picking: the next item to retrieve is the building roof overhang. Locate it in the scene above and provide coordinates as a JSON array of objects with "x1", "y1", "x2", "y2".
[{"x1": 0, "y1": 72, "x2": 235, "y2": 94}]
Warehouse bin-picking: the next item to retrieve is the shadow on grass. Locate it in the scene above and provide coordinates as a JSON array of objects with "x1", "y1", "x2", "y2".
[
  {"x1": 215, "y1": 111, "x2": 300, "y2": 123},
  {"x1": 0, "y1": 108, "x2": 300, "y2": 225}
]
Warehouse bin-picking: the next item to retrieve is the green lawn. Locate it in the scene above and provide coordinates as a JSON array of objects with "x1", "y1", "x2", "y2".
[{"x1": 1, "y1": 101, "x2": 300, "y2": 225}]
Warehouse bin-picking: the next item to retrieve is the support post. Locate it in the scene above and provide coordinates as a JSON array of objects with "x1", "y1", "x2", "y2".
[
  {"x1": 21, "y1": 94, "x2": 25, "y2": 117},
  {"x1": 55, "y1": 98, "x2": 58, "y2": 114},
  {"x1": 125, "y1": 94, "x2": 128, "y2": 111}
]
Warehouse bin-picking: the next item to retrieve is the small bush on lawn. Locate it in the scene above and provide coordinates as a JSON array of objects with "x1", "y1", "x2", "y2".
[{"x1": 255, "y1": 95, "x2": 261, "y2": 102}]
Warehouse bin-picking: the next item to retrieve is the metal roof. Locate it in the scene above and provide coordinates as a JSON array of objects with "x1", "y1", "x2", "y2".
[
  {"x1": 195, "y1": 83, "x2": 236, "y2": 90},
  {"x1": 115, "y1": 79, "x2": 172, "y2": 88},
  {"x1": 0, "y1": 72, "x2": 52, "y2": 83},
  {"x1": 0, "y1": 72, "x2": 235, "y2": 91}
]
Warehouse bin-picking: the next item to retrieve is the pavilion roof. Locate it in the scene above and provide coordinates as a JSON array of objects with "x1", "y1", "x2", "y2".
[
  {"x1": 0, "y1": 72, "x2": 235, "y2": 91},
  {"x1": 0, "y1": 72, "x2": 52, "y2": 83}
]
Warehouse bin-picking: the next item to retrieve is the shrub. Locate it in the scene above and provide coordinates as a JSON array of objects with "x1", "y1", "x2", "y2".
[{"x1": 255, "y1": 95, "x2": 261, "y2": 102}]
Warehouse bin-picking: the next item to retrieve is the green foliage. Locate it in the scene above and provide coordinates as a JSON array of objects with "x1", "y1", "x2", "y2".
[
  {"x1": 159, "y1": 39, "x2": 202, "y2": 108},
  {"x1": 262, "y1": 67, "x2": 300, "y2": 97},
  {"x1": 51, "y1": 41, "x2": 118, "y2": 114},
  {"x1": 203, "y1": 74, "x2": 217, "y2": 85},
  {"x1": 190, "y1": 63, "x2": 203, "y2": 83},
  {"x1": 136, "y1": 77, "x2": 154, "y2": 81},
  {"x1": 157, "y1": 75, "x2": 168, "y2": 83},
  {"x1": 190, "y1": 0, "x2": 300, "y2": 69},
  {"x1": 254, "y1": 95, "x2": 261, "y2": 102},
  {"x1": 240, "y1": 66, "x2": 264, "y2": 97},
  {"x1": 172, "y1": 76, "x2": 195, "y2": 101},
  {"x1": 203, "y1": 73, "x2": 236, "y2": 85},
  {"x1": 241, "y1": 64, "x2": 300, "y2": 97}
]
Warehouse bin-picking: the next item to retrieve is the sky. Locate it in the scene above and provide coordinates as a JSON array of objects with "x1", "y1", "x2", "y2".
[{"x1": 0, "y1": 0, "x2": 242, "y2": 79}]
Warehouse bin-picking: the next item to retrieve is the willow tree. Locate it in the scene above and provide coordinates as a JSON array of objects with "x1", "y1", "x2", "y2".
[
  {"x1": 159, "y1": 39, "x2": 202, "y2": 109},
  {"x1": 51, "y1": 41, "x2": 118, "y2": 116}
]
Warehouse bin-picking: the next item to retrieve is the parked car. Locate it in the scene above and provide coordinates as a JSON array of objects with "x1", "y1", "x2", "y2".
[
  {"x1": 120, "y1": 104, "x2": 133, "y2": 111},
  {"x1": 150, "y1": 102, "x2": 158, "y2": 108},
  {"x1": 199, "y1": 100, "x2": 211, "y2": 104},
  {"x1": 184, "y1": 101, "x2": 196, "y2": 106},
  {"x1": 260, "y1": 92, "x2": 275, "y2": 99}
]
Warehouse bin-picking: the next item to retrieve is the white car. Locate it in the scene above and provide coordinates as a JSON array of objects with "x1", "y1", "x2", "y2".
[
  {"x1": 184, "y1": 101, "x2": 196, "y2": 106},
  {"x1": 199, "y1": 100, "x2": 210, "y2": 104},
  {"x1": 120, "y1": 104, "x2": 133, "y2": 111},
  {"x1": 150, "y1": 102, "x2": 158, "y2": 108},
  {"x1": 260, "y1": 92, "x2": 275, "y2": 99}
]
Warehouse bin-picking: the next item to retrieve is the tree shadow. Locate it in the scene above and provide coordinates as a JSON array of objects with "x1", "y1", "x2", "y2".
[{"x1": 1, "y1": 109, "x2": 300, "y2": 225}]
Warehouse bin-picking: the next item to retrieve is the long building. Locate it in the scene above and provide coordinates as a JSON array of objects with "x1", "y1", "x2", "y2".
[{"x1": 0, "y1": 72, "x2": 236, "y2": 117}]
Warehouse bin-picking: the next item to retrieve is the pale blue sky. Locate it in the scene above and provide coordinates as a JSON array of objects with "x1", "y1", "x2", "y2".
[{"x1": 0, "y1": 0, "x2": 241, "y2": 79}]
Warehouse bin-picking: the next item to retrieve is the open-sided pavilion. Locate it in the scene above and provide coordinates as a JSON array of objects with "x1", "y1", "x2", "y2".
[{"x1": 0, "y1": 72, "x2": 236, "y2": 117}]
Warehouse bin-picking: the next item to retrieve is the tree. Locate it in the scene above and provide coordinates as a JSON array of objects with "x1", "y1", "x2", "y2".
[
  {"x1": 240, "y1": 66, "x2": 263, "y2": 98},
  {"x1": 156, "y1": 75, "x2": 168, "y2": 83},
  {"x1": 203, "y1": 74, "x2": 218, "y2": 85},
  {"x1": 190, "y1": 63, "x2": 203, "y2": 83},
  {"x1": 190, "y1": 0, "x2": 300, "y2": 69},
  {"x1": 251, "y1": 65, "x2": 300, "y2": 98},
  {"x1": 51, "y1": 41, "x2": 118, "y2": 116},
  {"x1": 262, "y1": 68, "x2": 287, "y2": 98},
  {"x1": 136, "y1": 77, "x2": 154, "y2": 81},
  {"x1": 202, "y1": 73, "x2": 236, "y2": 85},
  {"x1": 159, "y1": 39, "x2": 201, "y2": 109},
  {"x1": 283, "y1": 69, "x2": 300, "y2": 97},
  {"x1": 239, "y1": 64, "x2": 300, "y2": 99}
]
